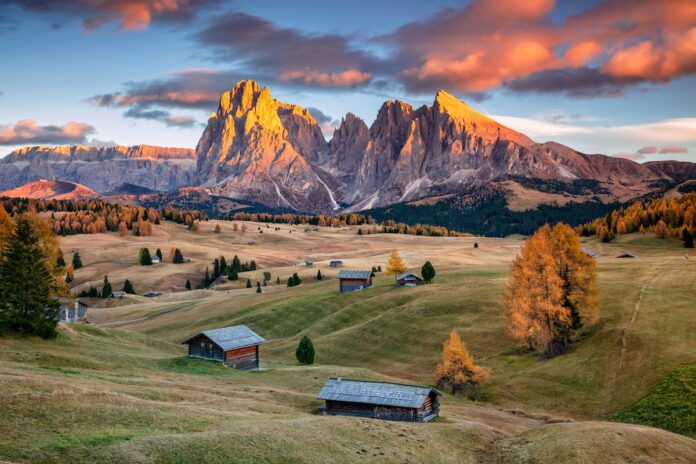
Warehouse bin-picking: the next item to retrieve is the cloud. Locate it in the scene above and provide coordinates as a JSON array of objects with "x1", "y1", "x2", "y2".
[
  {"x1": 0, "y1": 119, "x2": 95, "y2": 146},
  {"x1": 2, "y1": 0, "x2": 219, "y2": 31},
  {"x1": 660, "y1": 146, "x2": 688, "y2": 154},
  {"x1": 307, "y1": 107, "x2": 339, "y2": 138},
  {"x1": 123, "y1": 107, "x2": 197, "y2": 128},
  {"x1": 614, "y1": 152, "x2": 645, "y2": 161},
  {"x1": 193, "y1": 12, "x2": 377, "y2": 89},
  {"x1": 637, "y1": 146, "x2": 658, "y2": 154},
  {"x1": 87, "y1": 138, "x2": 118, "y2": 148}
]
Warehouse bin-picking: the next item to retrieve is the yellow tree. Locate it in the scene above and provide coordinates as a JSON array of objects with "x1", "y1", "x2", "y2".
[
  {"x1": 505, "y1": 223, "x2": 598, "y2": 358},
  {"x1": 435, "y1": 330, "x2": 488, "y2": 395},
  {"x1": 0, "y1": 205, "x2": 15, "y2": 252},
  {"x1": 385, "y1": 249, "x2": 407, "y2": 280}
]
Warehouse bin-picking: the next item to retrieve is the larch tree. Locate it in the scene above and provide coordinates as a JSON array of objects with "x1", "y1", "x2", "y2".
[
  {"x1": 385, "y1": 249, "x2": 407, "y2": 280},
  {"x1": 434, "y1": 330, "x2": 487, "y2": 395},
  {"x1": 0, "y1": 215, "x2": 60, "y2": 338},
  {"x1": 505, "y1": 223, "x2": 598, "y2": 358}
]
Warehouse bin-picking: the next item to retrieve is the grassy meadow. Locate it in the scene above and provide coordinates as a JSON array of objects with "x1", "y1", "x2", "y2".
[{"x1": 1, "y1": 220, "x2": 696, "y2": 462}]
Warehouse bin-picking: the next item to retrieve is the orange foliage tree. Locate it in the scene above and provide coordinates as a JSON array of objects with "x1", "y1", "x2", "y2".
[
  {"x1": 505, "y1": 223, "x2": 598, "y2": 358},
  {"x1": 435, "y1": 330, "x2": 488, "y2": 395},
  {"x1": 385, "y1": 249, "x2": 407, "y2": 279}
]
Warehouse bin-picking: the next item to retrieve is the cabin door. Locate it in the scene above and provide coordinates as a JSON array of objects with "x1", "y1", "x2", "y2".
[{"x1": 200, "y1": 341, "x2": 213, "y2": 358}]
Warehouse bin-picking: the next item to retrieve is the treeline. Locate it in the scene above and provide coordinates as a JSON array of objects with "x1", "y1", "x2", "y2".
[
  {"x1": 579, "y1": 193, "x2": 696, "y2": 246},
  {"x1": 0, "y1": 197, "x2": 206, "y2": 236},
  {"x1": 197, "y1": 255, "x2": 257, "y2": 288},
  {"x1": 227, "y1": 212, "x2": 470, "y2": 237}
]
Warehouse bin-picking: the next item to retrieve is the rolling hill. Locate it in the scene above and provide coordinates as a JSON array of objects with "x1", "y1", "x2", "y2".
[{"x1": 0, "y1": 179, "x2": 101, "y2": 200}]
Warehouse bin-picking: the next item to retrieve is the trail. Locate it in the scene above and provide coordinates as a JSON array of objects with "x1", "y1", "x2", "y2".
[
  {"x1": 601, "y1": 261, "x2": 663, "y2": 416},
  {"x1": 316, "y1": 174, "x2": 340, "y2": 210}
]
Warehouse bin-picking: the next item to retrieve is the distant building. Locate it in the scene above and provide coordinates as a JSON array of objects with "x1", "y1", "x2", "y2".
[
  {"x1": 57, "y1": 298, "x2": 89, "y2": 323},
  {"x1": 581, "y1": 248, "x2": 600, "y2": 259},
  {"x1": 317, "y1": 378, "x2": 441, "y2": 422},
  {"x1": 330, "y1": 260, "x2": 343, "y2": 268},
  {"x1": 182, "y1": 324, "x2": 266, "y2": 370},
  {"x1": 112, "y1": 291, "x2": 127, "y2": 298},
  {"x1": 247, "y1": 240, "x2": 256, "y2": 245},
  {"x1": 305, "y1": 259, "x2": 315, "y2": 267},
  {"x1": 150, "y1": 256, "x2": 161, "y2": 264},
  {"x1": 616, "y1": 252, "x2": 638, "y2": 259},
  {"x1": 143, "y1": 290, "x2": 161, "y2": 298},
  {"x1": 396, "y1": 271, "x2": 424, "y2": 287},
  {"x1": 182, "y1": 256, "x2": 192, "y2": 263},
  {"x1": 337, "y1": 270, "x2": 374, "y2": 293}
]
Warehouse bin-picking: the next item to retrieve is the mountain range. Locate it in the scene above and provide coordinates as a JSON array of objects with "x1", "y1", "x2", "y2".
[{"x1": 1, "y1": 79, "x2": 694, "y2": 216}]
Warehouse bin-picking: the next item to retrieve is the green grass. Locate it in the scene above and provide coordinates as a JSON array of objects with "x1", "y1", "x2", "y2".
[{"x1": 610, "y1": 365, "x2": 696, "y2": 437}]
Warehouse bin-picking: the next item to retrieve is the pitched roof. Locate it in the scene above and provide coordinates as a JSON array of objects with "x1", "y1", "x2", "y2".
[
  {"x1": 581, "y1": 247, "x2": 600, "y2": 258},
  {"x1": 182, "y1": 324, "x2": 266, "y2": 351},
  {"x1": 317, "y1": 378, "x2": 440, "y2": 408},
  {"x1": 337, "y1": 270, "x2": 373, "y2": 279},
  {"x1": 397, "y1": 271, "x2": 422, "y2": 280}
]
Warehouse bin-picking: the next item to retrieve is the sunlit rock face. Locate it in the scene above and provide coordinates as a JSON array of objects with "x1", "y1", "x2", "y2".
[
  {"x1": 0, "y1": 145, "x2": 196, "y2": 192},
  {"x1": 195, "y1": 80, "x2": 335, "y2": 212}
]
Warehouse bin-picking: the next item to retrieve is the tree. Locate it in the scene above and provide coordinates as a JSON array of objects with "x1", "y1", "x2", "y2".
[
  {"x1": 0, "y1": 215, "x2": 60, "y2": 338},
  {"x1": 185, "y1": 279, "x2": 191, "y2": 290},
  {"x1": 227, "y1": 270, "x2": 238, "y2": 281},
  {"x1": 505, "y1": 223, "x2": 598, "y2": 358},
  {"x1": 72, "y1": 251, "x2": 83, "y2": 269},
  {"x1": 220, "y1": 256, "x2": 228, "y2": 274},
  {"x1": 155, "y1": 248, "x2": 163, "y2": 261},
  {"x1": 263, "y1": 271, "x2": 271, "y2": 282},
  {"x1": 173, "y1": 248, "x2": 184, "y2": 264},
  {"x1": 56, "y1": 250, "x2": 66, "y2": 268},
  {"x1": 655, "y1": 220, "x2": 668, "y2": 239},
  {"x1": 286, "y1": 272, "x2": 302, "y2": 287},
  {"x1": 118, "y1": 221, "x2": 129, "y2": 237},
  {"x1": 101, "y1": 275, "x2": 112, "y2": 298},
  {"x1": 295, "y1": 335, "x2": 315, "y2": 365},
  {"x1": 256, "y1": 281, "x2": 262, "y2": 293},
  {"x1": 682, "y1": 227, "x2": 694, "y2": 248},
  {"x1": 474, "y1": 242, "x2": 479, "y2": 249},
  {"x1": 316, "y1": 269, "x2": 323, "y2": 280},
  {"x1": 385, "y1": 249, "x2": 407, "y2": 280},
  {"x1": 231, "y1": 255, "x2": 241, "y2": 272},
  {"x1": 435, "y1": 330, "x2": 487, "y2": 395},
  {"x1": 138, "y1": 248, "x2": 152, "y2": 266},
  {"x1": 122, "y1": 279, "x2": 135, "y2": 294},
  {"x1": 0, "y1": 205, "x2": 14, "y2": 251},
  {"x1": 421, "y1": 261, "x2": 436, "y2": 283},
  {"x1": 214, "y1": 224, "x2": 221, "y2": 233},
  {"x1": 246, "y1": 279, "x2": 252, "y2": 288},
  {"x1": 87, "y1": 286, "x2": 99, "y2": 298},
  {"x1": 276, "y1": 277, "x2": 280, "y2": 285}
]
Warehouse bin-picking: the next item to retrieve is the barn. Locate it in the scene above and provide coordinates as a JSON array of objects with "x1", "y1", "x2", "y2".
[
  {"x1": 57, "y1": 298, "x2": 89, "y2": 324},
  {"x1": 318, "y1": 378, "x2": 441, "y2": 422},
  {"x1": 182, "y1": 325, "x2": 266, "y2": 370},
  {"x1": 337, "y1": 270, "x2": 374, "y2": 293},
  {"x1": 396, "y1": 271, "x2": 424, "y2": 286}
]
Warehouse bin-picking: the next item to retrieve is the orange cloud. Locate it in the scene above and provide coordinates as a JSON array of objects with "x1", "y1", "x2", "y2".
[
  {"x1": 565, "y1": 41, "x2": 603, "y2": 67},
  {"x1": 279, "y1": 69, "x2": 372, "y2": 87},
  {"x1": 0, "y1": 119, "x2": 95, "y2": 145}
]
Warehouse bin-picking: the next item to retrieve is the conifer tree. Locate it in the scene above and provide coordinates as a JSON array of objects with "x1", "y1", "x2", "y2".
[
  {"x1": 155, "y1": 248, "x2": 163, "y2": 261},
  {"x1": 185, "y1": 279, "x2": 191, "y2": 290},
  {"x1": 421, "y1": 261, "x2": 436, "y2": 283},
  {"x1": 56, "y1": 250, "x2": 66, "y2": 268},
  {"x1": 256, "y1": 282, "x2": 262, "y2": 293},
  {"x1": 138, "y1": 248, "x2": 152, "y2": 266},
  {"x1": 295, "y1": 335, "x2": 315, "y2": 365},
  {"x1": 227, "y1": 269, "x2": 238, "y2": 281},
  {"x1": 435, "y1": 330, "x2": 487, "y2": 395},
  {"x1": 72, "y1": 251, "x2": 83, "y2": 269},
  {"x1": 246, "y1": 279, "x2": 252, "y2": 288},
  {"x1": 122, "y1": 279, "x2": 135, "y2": 294},
  {"x1": 173, "y1": 248, "x2": 184, "y2": 264},
  {"x1": 276, "y1": 277, "x2": 280, "y2": 285},
  {"x1": 213, "y1": 259, "x2": 220, "y2": 279},
  {"x1": 101, "y1": 276, "x2": 112, "y2": 298},
  {"x1": 232, "y1": 255, "x2": 241, "y2": 272},
  {"x1": 0, "y1": 205, "x2": 14, "y2": 251},
  {"x1": 263, "y1": 271, "x2": 271, "y2": 282},
  {"x1": 385, "y1": 249, "x2": 407, "y2": 280},
  {"x1": 0, "y1": 215, "x2": 60, "y2": 338},
  {"x1": 682, "y1": 227, "x2": 694, "y2": 248},
  {"x1": 220, "y1": 256, "x2": 228, "y2": 274},
  {"x1": 316, "y1": 269, "x2": 323, "y2": 280}
]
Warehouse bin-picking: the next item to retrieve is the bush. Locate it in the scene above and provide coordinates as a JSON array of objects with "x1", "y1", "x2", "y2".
[{"x1": 295, "y1": 335, "x2": 315, "y2": 365}]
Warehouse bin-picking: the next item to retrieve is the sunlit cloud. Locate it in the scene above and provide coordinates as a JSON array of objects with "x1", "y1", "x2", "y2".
[{"x1": 0, "y1": 119, "x2": 95, "y2": 146}]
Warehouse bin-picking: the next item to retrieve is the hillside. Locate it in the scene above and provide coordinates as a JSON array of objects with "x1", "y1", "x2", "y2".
[{"x1": 0, "y1": 179, "x2": 102, "y2": 200}]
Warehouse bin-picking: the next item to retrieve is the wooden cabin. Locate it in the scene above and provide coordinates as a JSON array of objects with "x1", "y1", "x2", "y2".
[
  {"x1": 305, "y1": 259, "x2": 315, "y2": 267},
  {"x1": 318, "y1": 378, "x2": 441, "y2": 422},
  {"x1": 182, "y1": 324, "x2": 266, "y2": 370},
  {"x1": 396, "y1": 271, "x2": 424, "y2": 286},
  {"x1": 616, "y1": 252, "x2": 638, "y2": 259},
  {"x1": 57, "y1": 298, "x2": 89, "y2": 323},
  {"x1": 330, "y1": 260, "x2": 344, "y2": 268},
  {"x1": 337, "y1": 270, "x2": 374, "y2": 293},
  {"x1": 581, "y1": 248, "x2": 600, "y2": 259}
]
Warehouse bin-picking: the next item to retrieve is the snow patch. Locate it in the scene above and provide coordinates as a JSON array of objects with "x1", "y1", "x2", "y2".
[
  {"x1": 316, "y1": 175, "x2": 340, "y2": 210},
  {"x1": 271, "y1": 179, "x2": 296, "y2": 210}
]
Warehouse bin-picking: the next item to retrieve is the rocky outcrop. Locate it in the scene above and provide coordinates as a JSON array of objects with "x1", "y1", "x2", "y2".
[
  {"x1": 0, "y1": 145, "x2": 196, "y2": 192},
  {"x1": 195, "y1": 80, "x2": 335, "y2": 212}
]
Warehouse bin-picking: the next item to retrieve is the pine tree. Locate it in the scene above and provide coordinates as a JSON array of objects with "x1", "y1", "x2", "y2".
[
  {"x1": 185, "y1": 279, "x2": 191, "y2": 290},
  {"x1": 72, "y1": 251, "x2": 83, "y2": 269},
  {"x1": 295, "y1": 335, "x2": 315, "y2": 365},
  {"x1": 173, "y1": 248, "x2": 184, "y2": 264},
  {"x1": 232, "y1": 255, "x2": 241, "y2": 272},
  {"x1": 682, "y1": 227, "x2": 694, "y2": 248},
  {"x1": 101, "y1": 276, "x2": 112, "y2": 298},
  {"x1": 220, "y1": 256, "x2": 228, "y2": 274},
  {"x1": 263, "y1": 271, "x2": 271, "y2": 282},
  {"x1": 316, "y1": 269, "x2": 323, "y2": 280},
  {"x1": 88, "y1": 286, "x2": 99, "y2": 298},
  {"x1": 256, "y1": 282, "x2": 262, "y2": 293},
  {"x1": 0, "y1": 215, "x2": 60, "y2": 338},
  {"x1": 246, "y1": 279, "x2": 252, "y2": 288},
  {"x1": 0, "y1": 205, "x2": 14, "y2": 251},
  {"x1": 276, "y1": 277, "x2": 280, "y2": 285},
  {"x1": 213, "y1": 259, "x2": 220, "y2": 279},
  {"x1": 385, "y1": 249, "x2": 407, "y2": 280},
  {"x1": 155, "y1": 248, "x2": 163, "y2": 261},
  {"x1": 474, "y1": 242, "x2": 479, "y2": 249},
  {"x1": 122, "y1": 279, "x2": 135, "y2": 294},
  {"x1": 421, "y1": 261, "x2": 436, "y2": 283},
  {"x1": 138, "y1": 248, "x2": 152, "y2": 266},
  {"x1": 56, "y1": 250, "x2": 66, "y2": 268},
  {"x1": 228, "y1": 269, "x2": 238, "y2": 281},
  {"x1": 505, "y1": 223, "x2": 598, "y2": 358},
  {"x1": 435, "y1": 330, "x2": 487, "y2": 395}
]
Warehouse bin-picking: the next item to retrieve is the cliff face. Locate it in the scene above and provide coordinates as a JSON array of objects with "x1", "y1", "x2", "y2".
[
  {"x1": 195, "y1": 80, "x2": 335, "y2": 212},
  {"x1": 0, "y1": 144, "x2": 196, "y2": 192}
]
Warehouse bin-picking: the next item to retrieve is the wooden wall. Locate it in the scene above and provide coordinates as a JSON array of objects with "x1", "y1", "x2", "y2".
[{"x1": 224, "y1": 345, "x2": 258, "y2": 370}]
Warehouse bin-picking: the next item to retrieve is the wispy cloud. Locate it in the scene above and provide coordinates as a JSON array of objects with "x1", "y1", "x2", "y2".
[{"x1": 0, "y1": 119, "x2": 95, "y2": 146}]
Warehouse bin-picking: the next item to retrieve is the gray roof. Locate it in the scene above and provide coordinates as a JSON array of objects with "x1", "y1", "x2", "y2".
[
  {"x1": 183, "y1": 324, "x2": 266, "y2": 351},
  {"x1": 337, "y1": 270, "x2": 373, "y2": 279},
  {"x1": 581, "y1": 248, "x2": 600, "y2": 258},
  {"x1": 397, "y1": 271, "x2": 422, "y2": 280},
  {"x1": 317, "y1": 378, "x2": 440, "y2": 408}
]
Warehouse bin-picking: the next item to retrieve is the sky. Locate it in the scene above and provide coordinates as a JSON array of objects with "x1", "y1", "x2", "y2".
[{"x1": 0, "y1": 0, "x2": 695, "y2": 163}]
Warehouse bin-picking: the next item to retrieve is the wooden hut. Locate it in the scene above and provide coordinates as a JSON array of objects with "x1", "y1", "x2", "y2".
[
  {"x1": 396, "y1": 271, "x2": 424, "y2": 286},
  {"x1": 318, "y1": 378, "x2": 441, "y2": 422},
  {"x1": 182, "y1": 324, "x2": 266, "y2": 370},
  {"x1": 337, "y1": 270, "x2": 374, "y2": 293},
  {"x1": 616, "y1": 252, "x2": 638, "y2": 259},
  {"x1": 57, "y1": 298, "x2": 89, "y2": 323},
  {"x1": 330, "y1": 260, "x2": 344, "y2": 268}
]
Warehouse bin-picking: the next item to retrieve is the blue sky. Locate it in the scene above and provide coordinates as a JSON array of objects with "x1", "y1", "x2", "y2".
[{"x1": 0, "y1": 0, "x2": 694, "y2": 162}]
